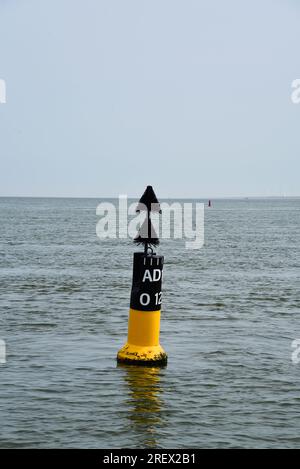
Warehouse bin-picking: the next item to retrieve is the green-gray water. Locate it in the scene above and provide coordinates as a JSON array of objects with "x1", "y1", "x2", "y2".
[{"x1": 0, "y1": 197, "x2": 299, "y2": 448}]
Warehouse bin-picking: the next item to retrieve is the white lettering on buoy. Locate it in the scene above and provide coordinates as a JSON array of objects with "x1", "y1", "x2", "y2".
[
  {"x1": 142, "y1": 269, "x2": 161, "y2": 282},
  {"x1": 155, "y1": 292, "x2": 162, "y2": 305},
  {"x1": 140, "y1": 293, "x2": 150, "y2": 306},
  {"x1": 153, "y1": 269, "x2": 161, "y2": 281},
  {"x1": 142, "y1": 270, "x2": 152, "y2": 282}
]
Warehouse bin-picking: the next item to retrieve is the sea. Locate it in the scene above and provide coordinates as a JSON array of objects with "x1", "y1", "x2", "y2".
[{"x1": 0, "y1": 196, "x2": 299, "y2": 448}]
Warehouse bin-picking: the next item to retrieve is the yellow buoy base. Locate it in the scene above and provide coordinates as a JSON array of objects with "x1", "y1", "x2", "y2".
[{"x1": 117, "y1": 342, "x2": 167, "y2": 367}]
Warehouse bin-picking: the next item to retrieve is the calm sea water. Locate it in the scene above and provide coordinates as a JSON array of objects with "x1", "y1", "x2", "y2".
[{"x1": 0, "y1": 197, "x2": 300, "y2": 449}]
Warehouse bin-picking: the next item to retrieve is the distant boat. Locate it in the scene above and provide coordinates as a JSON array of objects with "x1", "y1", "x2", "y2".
[{"x1": 208, "y1": 199, "x2": 212, "y2": 207}]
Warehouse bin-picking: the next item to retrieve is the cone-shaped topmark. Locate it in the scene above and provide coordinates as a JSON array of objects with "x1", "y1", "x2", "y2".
[
  {"x1": 136, "y1": 185, "x2": 162, "y2": 213},
  {"x1": 134, "y1": 186, "x2": 161, "y2": 251}
]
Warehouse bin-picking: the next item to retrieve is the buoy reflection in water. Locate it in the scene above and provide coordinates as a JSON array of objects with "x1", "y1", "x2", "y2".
[{"x1": 118, "y1": 365, "x2": 165, "y2": 448}]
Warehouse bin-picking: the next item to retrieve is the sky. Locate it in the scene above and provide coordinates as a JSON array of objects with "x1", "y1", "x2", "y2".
[{"x1": 0, "y1": 0, "x2": 299, "y2": 198}]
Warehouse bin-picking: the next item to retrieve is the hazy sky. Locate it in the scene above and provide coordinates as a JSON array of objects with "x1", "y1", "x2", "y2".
[{"x1": 0, "y1": 0, "x2": 299, "y2": 197}]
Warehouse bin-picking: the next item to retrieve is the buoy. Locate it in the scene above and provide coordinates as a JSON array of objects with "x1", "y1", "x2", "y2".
[{"x1": 117, "y1": 186, "x2": 167, "y2": 367}]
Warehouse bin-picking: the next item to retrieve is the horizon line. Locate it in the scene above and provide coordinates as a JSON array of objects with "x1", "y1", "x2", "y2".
[{"x1": 0, "y1": 195, "x2": 299, "y2": 200}]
